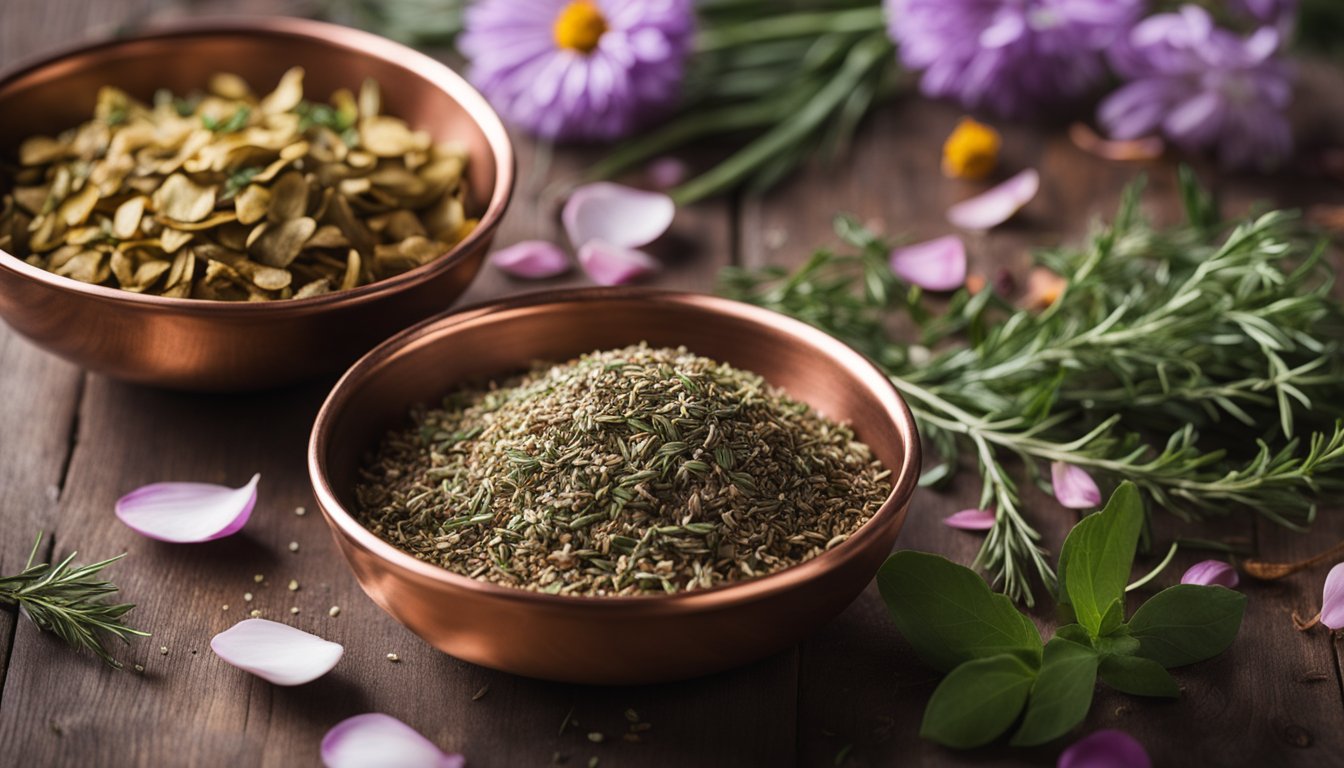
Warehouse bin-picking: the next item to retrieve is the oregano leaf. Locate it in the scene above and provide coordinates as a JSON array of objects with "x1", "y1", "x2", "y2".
[
  {"x1": 1054, "y1": 623, "x2": 1092, "y2": 647},
  {"x1": 1010, "y1": 638, "x2": 1100, "y2": 747},
  {"x1": 1126, "y1": 584, "x2": 1246, "y2": 668},
  {"x1": 919, "y1": 654, "x2": 1036, "y2": 749},
  {"x1": 879, "y1": 552, "x2": 1043, "y2": 672},
  {"x1": 1099, "y1": 654, "x2": 1180, "y2": 698},
  {"x1": 1058, "y1": 482, "x2": 1144, "y2": 637},
  {"x1": 1098, "y1": 597, "x2": 1125, "y2": 636}
]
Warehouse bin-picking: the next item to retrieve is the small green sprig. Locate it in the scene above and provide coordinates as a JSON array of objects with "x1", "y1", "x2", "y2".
[
  {"x1": 880, "y1": 484, "x2": 1246, "y2": 749},
  {"x1": 0, "y1": 533, "x2": 148, "y2": 666},
  {"x1": 721, "y1": 170, "x2": 1344, "y2": 603}
]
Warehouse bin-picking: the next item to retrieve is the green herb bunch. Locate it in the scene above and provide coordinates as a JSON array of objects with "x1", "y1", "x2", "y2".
[
  {"x1": 0, "y1": 533, "x2": 148, "y2": 665},
  {"x1": 880, "y1": 483, "x2": 1246, "y2": 748},
  {"x1": 721, "y1": 171, "x2": 1344, "y2": 602}
]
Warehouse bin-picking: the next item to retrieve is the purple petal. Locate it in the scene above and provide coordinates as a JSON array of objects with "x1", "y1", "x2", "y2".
[
  {"x1": 888, "y1": 235, "x2": 967, "y2": 291},
  {"x1": 943, "y1": 508, "x2": 996, "y2": 531},
  {"x1": 1321, "y1": 563, "x2": 1344, "y2": 630},
  {"x1": 946, "y1": 169, "x2": 1040, "y2": 230},
  {"x1": 562, "y1": 182, "x2": 675, "y2": 248},
  {"x1": 1181, "y1": 560, "x2": 1240, "y2": 589},
  {"x1": 577, "y1": 239, "x2": 660, "y2": 286},
  {"x1": 1058, "y1": 730, "x2": 1152, "y2": 768},
  {"x1": 321, "y1": 713, "x2": 463, "y2": 768},
  {"x1": 646, "y1": 156, "x2": 689, "y2": 190},
  {"x1": 210, "y1": 618, "x2": 343, "y2": 686},
  {"x1": 489, "y1": 240, "x2": 570, "y2": 279},
  {"x1": 1051, "y1": 462, "x2": 1102, "y2": 509},
  {"x1": 115, "y1": 474, "x2": 259, "y2": 543}
]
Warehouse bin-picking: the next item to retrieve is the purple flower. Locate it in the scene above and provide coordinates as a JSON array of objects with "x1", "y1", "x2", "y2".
[
  {"x1": 1181, "y1": 560, "x2": 1240, "y2": 589},
  {"x1": 1058, "y1": 729, "x2": 1151, "y2": 768},
  {"x1": 885, "y1": 0, "x2": 1143, "y2": 117},
  {"x1": 1232, "y1": 0, "x2": 1297, "y2": 28},
  {"x1": 1051, "y1": 461, "x2": 1102, "y2": 509},
  {"x1": 1098, "y1": 6, "x2": 1294, "y2": 170},
  {"x1": 1321, "y1": 562, "x2": 1344, "y2": 630},
  {"x1": 459, "y1": 0, "x2": 695, "y2": 142}
]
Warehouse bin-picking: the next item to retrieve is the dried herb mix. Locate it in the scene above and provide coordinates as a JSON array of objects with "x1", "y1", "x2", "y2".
[
  {"x1": 0, "y1": 68, "x2": 474, "y2": 300},
  {"x1": 355, "y1": 344, "x2": 891, "y2": 596}
]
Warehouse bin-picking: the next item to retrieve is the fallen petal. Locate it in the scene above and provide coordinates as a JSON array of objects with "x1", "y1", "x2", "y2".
[
  {"x1": 1321, "y1": 563, "x2": 1344, "y2": 630},
  {"x1": 888, "y1": 235, "x2": 967, "y2": 291},
  {"x1": 1069, "y1": 123, "x2": 1165, "y2": 162},
  {"x1": 943, "y1": 508, "x2": 996, "y2": 531},
  {"x1": 1058, "y1": 730, "x2": 1152, "y2": 768},
  {"x1": 947, "y1": 169, "x2": 1040, "y2": 230},
  {"x1": 211, "y1": 618, "x2": 343, "y2": 686},
  {"x1": 489, "y1": 240, "x2": 570, "y2": 279},
  {"x1": 1181, "y1": 560, "x2": 1240, "y2": 589},
  {"x1": 115, "y1": 474, "x2": 259, "y2": 543},
  {"x1": 646, "y1": 157, "x2": 689, "y2": 190},
  {"x1": 562, "y1": 182, "x2": 675, "y2": 249},
  {"x1": 1051, "y1": 462, "x2": 1102, "y2": 509},
  {"x1": 1024, "y1": 267, "x2": 1067, "y2": 309},
  {"x1": 322, "y1": 713, "x2": 463, "y2": 768},
  {"x1": 577, "y1": 240, "x2": 660, "y2": 286}
]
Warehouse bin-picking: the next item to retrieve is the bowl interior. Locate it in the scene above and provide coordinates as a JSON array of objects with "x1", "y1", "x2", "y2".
[
  {"x1": 0, "y1": 20, "x2": 498, "y2": 218},
  {"x1": 318, "y1": 291, "x2": 916, "y2": 533}
]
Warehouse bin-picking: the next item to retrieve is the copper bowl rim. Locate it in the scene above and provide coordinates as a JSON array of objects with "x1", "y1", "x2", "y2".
[
  {"x1": 0, "y1": 15, "x2": 514, "y2": 317},
  {"x1": 308, "y1": 287, "x2": 922, "y2": 612}
]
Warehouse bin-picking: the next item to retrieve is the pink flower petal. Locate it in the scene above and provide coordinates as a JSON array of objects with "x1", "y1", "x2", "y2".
[
  {"x1": 322, "y1": 713, "x2": 463, "y2": 768},
  {"x1": 115, "y1": 474, "x2": 259, "y2": 543},
  {"x1": 210, "y1": 618, "x2": 343, "y2": 686},
  {"x1": 943, "y1": 508, "x2": 996, "y2": 531},
  {"x1": 889, "y1": 235, "x2": 967, "y2": 291},
  {"x1": 1181, "y1": 560, "x2": 1240, "y2": 589},
  {"x1": 1321, "y1": 563, "x2": 1344, "y2": 630},
  {"x1": 577, "y1": 240, "x2": 660, "y2": 286},
  {"x1": 562, "y1": 182, "x2": 675, "y2": 249},
  {"x1": 1058, "y1": 730, "x2": 1152, "y2": 768},
  {"x1": 946, "y1": 169, "x2": 1040, "y2": 230},
  {"x1": 489, "y1": 240, "x2": 570, "y2": 279},
  {"x1": 646, "y1": 157, "x2": 689, "y2": 190},
  {"x1": 1051, "y1": 462, "x2": 1102, "y2": 509}
]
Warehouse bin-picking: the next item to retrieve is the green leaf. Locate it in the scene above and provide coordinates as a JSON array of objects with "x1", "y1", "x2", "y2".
[
  {"x1": 1054, "y1": 623, "x2": 1092, "y2": 647},
  {"x1": 1010, "y1": 638, "x2": 1100, "y2": 747},
  {"x1": 1126, "y1": 584, "x2": 1247, "y2": 668},
  {"x1": 920, "y1": 654, "x2": 1036, "y2": 749},
  {"x1": 878, "y1": 552, "x2": 1042, "y2": 673},
  {"x1": 1098, "y1": 597, "x2": 1125, "y2": 636},
  {"x1": 1099, "y1": 654, "x2": 1180, "y2": 698},
  {"x1": 1093, "y1": 633, "x2": 1139, "y2": 658},
  {"x1": 1058, "y1": 482, "x2": 1145, "y2": 637}
]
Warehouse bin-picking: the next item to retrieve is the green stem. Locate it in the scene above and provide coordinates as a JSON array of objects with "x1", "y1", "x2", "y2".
[{"x1": 695, "y1": 7, "x2": 888, "y2": 52}]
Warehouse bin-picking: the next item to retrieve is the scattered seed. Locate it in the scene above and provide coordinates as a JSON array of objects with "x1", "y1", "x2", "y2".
[
  {"x1": 295, "y1": 506, "x2": 307, "y2": 516},
  {"x1": 288, "y1": 579, "x2": 300, "y2": 591},
  {"x1": 134, "y1": 664, "x2": 145, "y2": 673},
  {"x1": 221, "y1": 604, "x2": 229, "y2": 611},
  {"x1": 472, "y1": 684, "x2": 490, "y2": 701},
  {"x1": 288, "y1": 541, "x2": 300, "y2": 552},
  {"x1": 159, "y1": 646, "x2": 168, "y2": 655},
  {"x1": 624, "y1": 708, "x2": 639, "y2": 723},
  {"x1": 253, "y1": 574, "x2": 264, "y2": 583},
  {"x1": 328, "y1": 606, "x2": 341, "y2": 617},
  {"x1": 249, "y1": 609, "x2": 261, "y2": 618},
  {"x1": 587, "y1": 732, "x2": 603, "y2": 744},
  {"x1": 243, "y1": 592, "x2": 254, "y2": 602},
  {"x1": 290, "y1": 606, "x2": 300, "y2": 615},
  {"x1": 386, "y1": 653, "x2": 400, "y2": 662},
  {"x1": 588, "y1": 758, "x2": 599, "y2": 768}
]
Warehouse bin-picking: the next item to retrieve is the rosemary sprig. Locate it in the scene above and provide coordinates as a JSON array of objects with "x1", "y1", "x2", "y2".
[
  {"x1": 721, "y1": 171, "x2": 1344, "y2": 603},
  {"x1": 0, "y1": 533, "x2": 148, "y2": 665}
]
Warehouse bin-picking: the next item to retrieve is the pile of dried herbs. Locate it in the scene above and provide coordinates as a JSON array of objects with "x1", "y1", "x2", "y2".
[
  {"x1": 355, "y1": 344, "x2": 891, "y2": 596},
  {"x1": 0, "y1": 68, "x2": 474, "y2": 300},
  {"x1": 722, "y1": 171, "x2": 1344, "y2": 603}
]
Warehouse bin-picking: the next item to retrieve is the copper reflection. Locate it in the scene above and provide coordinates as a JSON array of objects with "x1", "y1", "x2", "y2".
[
  {"x1": 309, "y1": 289, "x2": 922, "y2": 685},
  {"x1": 0, "y1": 17, "x2": 514, "y2": 391}
]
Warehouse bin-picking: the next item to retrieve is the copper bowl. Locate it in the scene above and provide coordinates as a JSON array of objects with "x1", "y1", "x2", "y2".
[
  {"x1": 309, "y1": 289, "x2": 921, "y2": 684},
  {"x1": 0, "y1": 17, "x2": 513, "y2": 391}
]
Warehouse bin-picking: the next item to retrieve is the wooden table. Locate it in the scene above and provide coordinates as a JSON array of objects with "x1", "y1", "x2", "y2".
[{"x1": 3, "y1": 3, "x2": 1344, "y2": 766}]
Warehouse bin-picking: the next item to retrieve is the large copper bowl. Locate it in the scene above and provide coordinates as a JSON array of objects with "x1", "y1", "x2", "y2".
[
  {"x1": 309, "y1": 289, "x2": 921, "y2": 684},
  {"x1": 0, "y1": 17, "x2": 513, "y2": 390}
]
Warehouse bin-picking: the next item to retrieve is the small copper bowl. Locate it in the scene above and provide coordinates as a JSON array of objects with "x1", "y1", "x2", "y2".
[
  {"x1": 309, "y1": 289, "x2": 921, "y2": 684},
  {"x1": 0, "y1": 17, "x2": 513, "y2": 390}
]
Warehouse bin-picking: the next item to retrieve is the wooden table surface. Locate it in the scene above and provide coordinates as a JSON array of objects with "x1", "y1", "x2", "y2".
[{"x1": 3, "y1": 2, "x2": 1344, "y2": 766}]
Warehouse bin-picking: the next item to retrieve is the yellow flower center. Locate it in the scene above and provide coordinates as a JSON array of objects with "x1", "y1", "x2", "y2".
[
  {"x1": 553, "y1": 1, "x2": 608, "y2": 54},
  {"x1": 942, "y1": 117, "x2": 1001, "y2": 180}
]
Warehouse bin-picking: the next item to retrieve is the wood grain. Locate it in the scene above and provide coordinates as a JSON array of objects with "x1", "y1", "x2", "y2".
[{"x1": 1, "y1": 1, "x2": 1343, "y2": 766}]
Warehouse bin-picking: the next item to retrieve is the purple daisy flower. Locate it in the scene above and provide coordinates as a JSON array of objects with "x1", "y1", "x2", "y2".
[
  {"x1": 459, "y1": 0, "x2": 694, "y2": 142},
  {"x1": 885, "y1": 0, "x2": 1144, "y2": 117},
  {"x1": 1098, "y1": 5, "x2": 1293, "y2": 170}
]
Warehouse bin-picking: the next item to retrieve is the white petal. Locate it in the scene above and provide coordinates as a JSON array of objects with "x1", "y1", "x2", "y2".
[
  {"x1": 114, "y1": 474, "x2": 259, "y2": 543},
  {"x1": 562, "y1": 182, "x2": 675, "y2": 248},
  {"x1": 210, "y1": 618, "x2": 343, "y2": 686},
  {"x1": 577, "y1": 240, "x2": 661, "y2": 286},
  {"x1": 946, "y1": 169, "x2": 1040, "y2": 231},
  {"x1": 322, "y1": 713, "x2": 463, "y2": 768}
]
